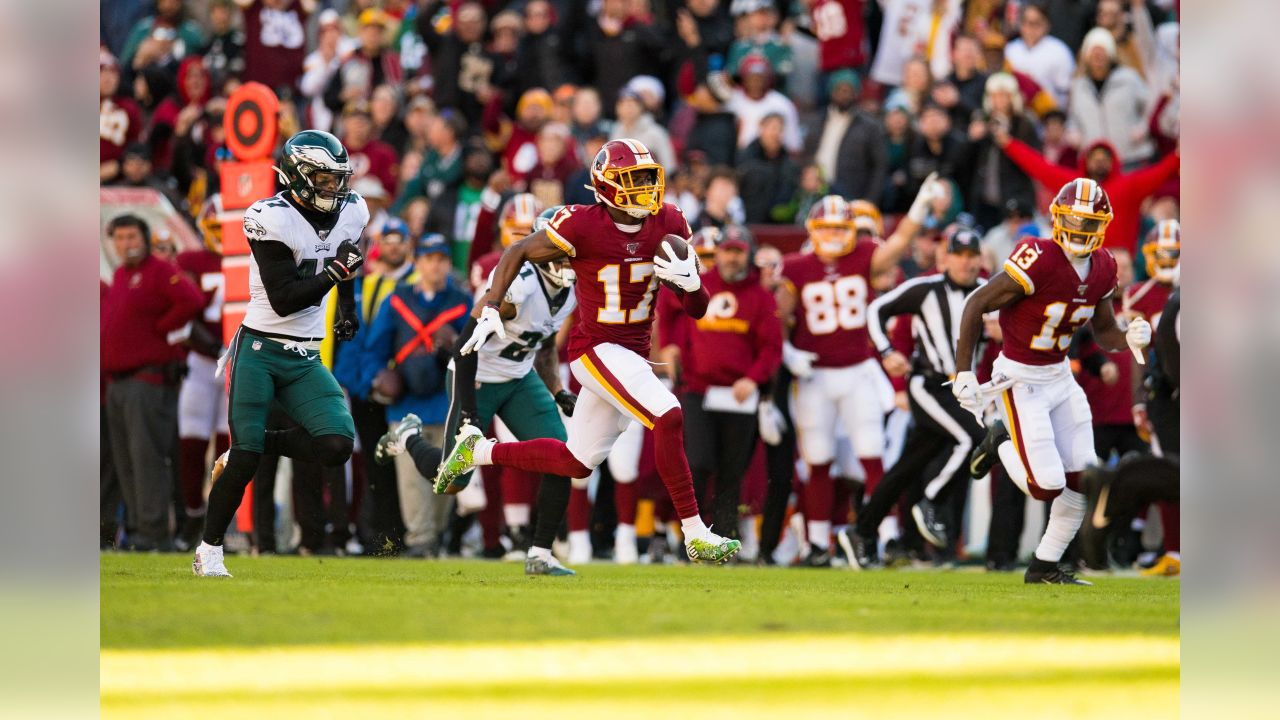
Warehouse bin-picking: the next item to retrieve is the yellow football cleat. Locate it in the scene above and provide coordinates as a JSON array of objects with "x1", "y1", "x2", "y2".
[{"x1": 1140, "y1": 554, "x2": 1180, "y2": 577}]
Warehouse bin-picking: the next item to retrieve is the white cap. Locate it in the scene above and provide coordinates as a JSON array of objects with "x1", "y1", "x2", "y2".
[{"x1": 1081, "y1": 27, "x2": 1117, "y2": 60}]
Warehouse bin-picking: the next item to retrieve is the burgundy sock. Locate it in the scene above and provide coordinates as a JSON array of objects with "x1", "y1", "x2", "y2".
[
  {"x1": 568, "y1": 485, "x2": 591, "y2": 532},
  {"x1": 502, "y1": 467, "x2": 538, "y2": 507},
  {"x1": 861, "y1": 457, "x2": 884, "y2": 496},
  {"x1": 492, "y1": 439, "x2": 591, "y2": 478},
  {"x1": 832, "y1": 477, "x2": 851, "y2": 527},
  {"x1": 1158, "y1": 501, "x2": 1180, "y2": 552},
  {"x1": 652, "y1": 409, "x2": 700, "y2": 519},
  {"x1": 179, "y1": 437, "x2": 210, "y2": 514},
  {"x1": 479, "y1": 468, "x2": 504, "y2": 550},
  {"x1": 615, "y1": 481, "x2": 638, "y2": 525},
  {"x1": 805, "y1": 463, "x2": 834, "y2": 525}
]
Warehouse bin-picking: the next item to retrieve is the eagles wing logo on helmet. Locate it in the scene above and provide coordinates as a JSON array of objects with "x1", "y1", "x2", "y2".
[{"x1": 274, "y1": 130, "x2": 353, "y2": 214}]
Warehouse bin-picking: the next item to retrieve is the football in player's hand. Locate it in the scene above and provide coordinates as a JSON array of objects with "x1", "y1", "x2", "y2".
[{"x1": 656, "y1": 234, "x2": 694, "y2": 293}]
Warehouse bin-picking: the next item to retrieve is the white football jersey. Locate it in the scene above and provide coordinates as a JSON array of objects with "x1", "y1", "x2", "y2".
[
  {"x1": 475, "y1": 263, "x2": 576, "y2": 383},
  {"x1": 241, "y1": 192, "x2": 370, "y2": 339}
]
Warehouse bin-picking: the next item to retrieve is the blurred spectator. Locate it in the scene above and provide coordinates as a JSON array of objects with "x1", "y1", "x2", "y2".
[
  {"x1": 402, "y1": 95, "x2": 435, "y2": 156},
  {"x1": 805, "y1": 70, "x2": 886, "y2": 200},
  {"x1": 612, "y1": 90, "x2": 678, "y2": 170},
  {"x1": 727, "y1": 0, "x2": 794, "y2": 86},
  {"x1": 981, "y1": 197, "x2": 1045, "y2": 269},
  {"x1": 1002, "y1": 2, "x2": 1075, "y2": 107},
  {"x1": 870, "y1": 0, "x2": 960, "y2": 86},
  {"x1": 624, "y1": 75, "x2": 668, "y2": 121},
  {"x1": 237, "y1": 0, "x2": 313, "y2": 93},
  {"x1": 329, "y1": 9, "x2": 403, "y2": 112},
  {"x1": 394, "y1": 110, "x2": 465, "y2": 213},
  {"x1": 774, "y1": 163, "x2": 831, "y2": 225},
  {"x1": 943, "y1": 34, "x2": 989, "y2": 124},
  {"x1": 1068, "y1": 28, "x2": 1153, "y2": 167},
  {"x1": 101, "y1": 215, "x2": 204, "y2": 551},
  {"x1": 725, "y1": 54, "x2": 801, "y2": 153},
  {"x1": 564, "y1": 128, "x2": 611, "y2": 206},
  {"x1": 201, "y1": 0, "x2": 246, "y2": 88},
  {"x1": 416, "y1": 1, "x2": 499, "y2": 126},
  {"x1": 149, "y1": 56, "x2": 212, "y2": 174},
  {"x1": 120, "y1": 0, "x2": 206, "y2": 73},
  {"x1": 1040, "y1": 0, "x2": 1095, "y2": 52},
  {"x1": 965, "y1": 72, "x2": 1040, "y2": 229},
  {"x1": 569, "y1": 87, "x2": 606, "y2": 146},
  {"x1": 881, "y1": 96, "x2": 917, "y2": 212},
  {"x1": 299, "y1": 9, "x2": 355, "y2": 133},
  {"x1": 551, "y1": 84, "x2": 577, "y2": 126},
  {"x1": 679, "y1": 0, "x2": 735, "y2": 58},
  {"x1": 487, "y1": 10, "x2": 526, "y2": 101},
  {"x1": 1040, "y1": 108, "x2": 1078, "y2": 170},
  {"x1": 352, "y1": 177, "x2": 391, "y2": 239},
  {"x1": 809, "y1": 0, "x2": 868, "y2": 76},
  {"x1": 737, "y1": 114, "x2": 800, "y2": 224},
  {"x1": 517, "y1": 0, "x2": 565, "y2": 95},
  {"x1": 490, "y1": 88, "x2": 553, "y2": 187},
  {"x1": 371, "y1": 84, "x2": 409, "y2": 155},
  {"x1": 883, "y1": 56, "x2": 933, "y2": 118},
  {"x1": 692, "y1": 166, "x2": 745, "y2": 230},
  {"x1": 1094, "y1": 0, "x2": 1156, "y2": 79},
  {"x1": 578, "y1": 0, "x2": 669, "y2": 113},
  {"x1": 112, "y1": 143, "x2": 185, "y2": 208},
  {"x1": 340, "y1": 103, "x2": 399, "y2": 199},
  {"x1": 526, "y1": 123, "x2": 580, "y2": 208},
  {"x1": 361, "y1": 235, "x2": 472, "y2": 557},
  {"x1": 996, "y1": 133, "x2": 1179, "y2": 252},
  {"x1": 449, "y1": 146, "x2": 498, "y2": 272},
  {"x1": 100, "y1": 50, "x2": 143, "y2": 184},
  {"x1": 149, "y1": 230, "x2": 178, "y2": 265},
  {"x1": 904, "y1": 102, "x2": 971, "y2": 208}
]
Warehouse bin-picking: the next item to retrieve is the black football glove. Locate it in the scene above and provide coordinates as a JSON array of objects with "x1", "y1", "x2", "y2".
[
  {"x1": 324, "y1": 240, "x2": 365, "y2": 283},
  {"x1": 554, "y1": 389, "x2": 578, "y2": 417},
  {"x1": 333, "y1": 301, "x2": 359, "y2": 341}
]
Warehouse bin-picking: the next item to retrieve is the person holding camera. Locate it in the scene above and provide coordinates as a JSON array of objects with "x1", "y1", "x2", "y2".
[
  {"x1": 101, "y1": 214, "x2": 205, "y2": 551},
  {"x1": 965, "y1": 72, "x2": 1041, "y2": 230}
]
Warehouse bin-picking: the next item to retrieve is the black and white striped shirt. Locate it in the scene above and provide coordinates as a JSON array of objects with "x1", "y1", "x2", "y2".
[{"x1": 868, "y1": 272, "x2": 984, "y2": 379}]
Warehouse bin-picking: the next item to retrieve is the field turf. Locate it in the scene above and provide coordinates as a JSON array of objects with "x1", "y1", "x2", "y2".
[{"x1": 101, "y1": 553, "x2": 1179, "y2": 718}]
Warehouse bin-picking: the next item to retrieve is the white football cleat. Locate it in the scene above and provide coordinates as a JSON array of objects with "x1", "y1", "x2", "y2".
[{"x1": 192, "y1": 542, "x2": 233, "y2": 577}]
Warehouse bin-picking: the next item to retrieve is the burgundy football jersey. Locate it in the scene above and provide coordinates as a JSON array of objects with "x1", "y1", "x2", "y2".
[
  {"x1": 811, "y1": 0, "x2": 867, "y2": 72},
  {"x1": 782, "y1": 240, "x2": 877, "y2": 367},
  {"x1": 176, "y1": 249, "x2": 225, "y2": 358},
  {"x1": 1123, "y1": 278, "x2": 1172, "y2": 328},
  {"x1": 1000, "y1": 238, "x2": 1118, "y2": 366},
  {"x1": 545, "y1": 202, "x2": 691, "y2": 360}
]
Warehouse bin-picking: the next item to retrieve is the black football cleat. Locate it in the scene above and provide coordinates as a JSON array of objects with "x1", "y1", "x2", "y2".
[
  {"x1": 969, "y1": 420, "x2": 1009, "y2": 478},
  {"x1": 848, "y1": 532, "x2": 882, "y2": 570},
  {"x1": 1024, "y1": 558, "x2": 1093, "y2": 585},
  {"x1": 911, "y1": 498, "x2": 949, "y2": 548},
  {"x1": 803, "y1": 543, "x2": 833, "y2": 568}
]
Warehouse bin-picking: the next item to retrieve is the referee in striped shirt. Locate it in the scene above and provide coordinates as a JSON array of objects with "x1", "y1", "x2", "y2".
[{"x1": 844, "y1": 226, "x2": 988, "y2": 568}]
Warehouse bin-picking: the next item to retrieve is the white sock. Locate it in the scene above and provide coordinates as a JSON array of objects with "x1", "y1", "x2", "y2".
[
  {"x1": 616, "y1": 523, "x2": 637, "y2": 543},
  {"x1": 396, "y1": 422, "x2": 419, "y2": 445},
  {"x1": 1165, "y1": 551, "x2": 1180, "y2": 561},
  {"x1": 568, "y1": 529, "x2": 590, "y2": 546},
  {"x1": 197, "y1": 540, "x2": 220, "y2": 552},
  {"x1": 680, "y1": 515, "x2": 709, "y2": 541},
  {"x1": 807, "y1": 520, "x2": 832, "y2": 550},
  {"x1": 528, "y1": 546, "x2": 553, "y2": 561},
  {"x1": 473, "y1": 437, "x2": 495, "y2": 465},
  {"x1": 504, "y1": 503, "x2": 530, "y2": 527},
  {"x1": 1034, "y1": 488, "x2": 1086, "y2": 562}
]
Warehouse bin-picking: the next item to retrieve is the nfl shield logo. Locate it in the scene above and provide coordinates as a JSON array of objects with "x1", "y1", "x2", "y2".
[
  {"x1": 626, "y1": 242, "x2": 641, "y2": 255},
  {"x1": 252, "y1": 340, "x2": 262, "y2": 351},
  {"x1": 1077, "y1": 284, "x2": 1088, "y2": 295}
]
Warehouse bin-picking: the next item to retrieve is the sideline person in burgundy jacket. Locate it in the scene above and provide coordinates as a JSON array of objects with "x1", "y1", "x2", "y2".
[{"x1": 101, "y1": 214, "x2": 204, "y2": 550}]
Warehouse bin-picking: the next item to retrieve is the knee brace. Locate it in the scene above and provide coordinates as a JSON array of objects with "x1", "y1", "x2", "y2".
[{"x1": 313, "y1": 434, "x2": 354, "y2": 467}]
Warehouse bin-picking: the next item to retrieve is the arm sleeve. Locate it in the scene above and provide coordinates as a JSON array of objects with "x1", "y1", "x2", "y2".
[
  {"x1": 866, "y1": 277, "x2": 931, "y2": 354},
  {"x1": 1001, "y1": 137, "x2": 1076, "y2": 193},
  {"x1": 1122, "y1": 147, "x2": 1181, "y2": 200},
  {"x1": 250, "y1": 239, "x2": 338, "y2": 317},
  {"x1": 656, "y1": 288, "x2": 687, "y2": 350},
  {"x1": 746, "y1": 290, "x2": 783, "y2": 384},
  {"x1": 155, "y1": 267, "x2": 207, "y2": 333},
  {"x1": 681, "y1": 285, "x2": 710, "y2": 320}
]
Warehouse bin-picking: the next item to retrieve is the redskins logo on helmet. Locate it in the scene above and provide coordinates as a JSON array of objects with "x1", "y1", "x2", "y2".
[
  {"x1": 1143, "y1": 218, "x2": 1180, "y2": 284},
  {"x1": 850, "y1": 199, "x2": 884, "y2": 237},
  {"x1": 805, "y1": 195, "x2": 856, "y2": 257},
  {"x1": 499, "y1": 193, "x2": 544, "y2": 247},
  {"x1": 1050, "y1": 178, "x2": 1113, "y2": 256},
  {"x1": 197, "y1": 193, "x2": 225, "y2": 254},
  {"x1": 589, "y1": 138, "x2": 665, "y2": 218}
]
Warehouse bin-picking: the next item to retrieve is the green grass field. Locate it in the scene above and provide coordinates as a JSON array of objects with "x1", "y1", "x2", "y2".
[{"x1": 101, "y1": 554, "x2": 1179, "y2": 719}]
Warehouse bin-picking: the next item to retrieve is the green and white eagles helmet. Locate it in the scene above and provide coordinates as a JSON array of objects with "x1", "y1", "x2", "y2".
[
  {"x1": 274, "y1": 130, "x2": 353, "y2": 214},
  {"x1": 531, "y1": 205, "x2": 575, "y2": 289}
]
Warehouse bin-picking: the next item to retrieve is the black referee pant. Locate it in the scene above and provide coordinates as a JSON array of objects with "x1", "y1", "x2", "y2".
[
  {"x1": 681, "y1": 393, "x2": 760, "y2": 539},
  {"x1": 856, "y1": 374, "x2": 985, "y2": 541}
]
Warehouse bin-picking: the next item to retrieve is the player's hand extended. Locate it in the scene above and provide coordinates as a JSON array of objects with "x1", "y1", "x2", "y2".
[
  {"x1": 654, "y1": 240, "x2": 702, "y2": 293},
  {"x1": 952, "y1": 371, "x2": 982, "y2": 417},
  {"x1": 881, "y1": 350, "x2": 910, "y2": 378},
  {"x1": 460, "y1": 304, "x2": 506, "y2": 355},
  {"x1": 758, "y1": 399, "x2": 787, "y2": 446},
  {"x1": 1126, "y1": 317, "x2": 1152, "y2": 355},
  {"x1": 907, "y1": 171, "x2": 945, "y2": 223},
  {"x1": 782, "y1": 341, "x2": 818, "y2": 378},
  {"x1": 554, "y1": 389, "x2": 578, "y2": 417},
  {"x1": 333, "y1": 302, "x2": 359, "y2": 342},
  {"x1": 324, "y1": 241, "x2": 364, "y2": 283}
]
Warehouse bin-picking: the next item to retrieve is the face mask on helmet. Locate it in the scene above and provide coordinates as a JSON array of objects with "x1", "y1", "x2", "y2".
[
  {"x1": 535, "y1": 259, "x2": 576, "y2": 288},
  {"x1": 809, "y1": 224, "x2": 855, "y2": 257},
  {"x1": 301, "y1": 166, "x2": 352, "y2": 213},
  {"x1": 1052, "y1": 209, "x2": 1110, "y2": 256},
  {"x1": 595, "y1": 162, "x2": 665, "y2": 218},
  {"x1": 1145, "y1": 243, "x2": 1180, "y2": 282}
]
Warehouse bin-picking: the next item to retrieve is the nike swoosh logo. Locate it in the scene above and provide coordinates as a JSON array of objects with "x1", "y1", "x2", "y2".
[{"x1": 1091, "y1": 485, "x2": 1111, "y2": 529}]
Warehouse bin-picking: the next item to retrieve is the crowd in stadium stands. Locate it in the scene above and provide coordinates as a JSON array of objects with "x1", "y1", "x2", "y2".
[{"x1": 100, "y1": 0, "x2": 1181, "y2": 572}]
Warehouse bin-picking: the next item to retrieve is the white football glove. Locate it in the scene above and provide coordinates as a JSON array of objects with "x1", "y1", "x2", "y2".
[
  {"x1": 952, "y1": 371, "x2": 983, "y2": 417},
  {"x1": 459, "y1": 305, "x2": 507, "y2": 355},
  {"x1": 782, "y1": 341, "x2": 818, "y2": 378},
  {"x1": 653, "y1": 240, "x2": 702, "y2": 293},
  {"x1": 758, "y1": 400, "x2": 787, "y2": 446},
  {"x1": 906, "y1": 171, "x2": 945, "y2": 224},
  {"x1": 1126, "y1": 317, "x2": 1152, "y2": 356}
]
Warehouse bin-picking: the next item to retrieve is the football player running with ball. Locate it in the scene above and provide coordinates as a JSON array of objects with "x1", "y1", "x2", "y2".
[
  {"x1": 435, "y1": 138, "x2": 742, "y2": 564},
  {"x1": 193, "y1": 130, "x2": 368, "y2": 577},
  {"x1": 954, "y1": 179, "x2": 1152, "y2": 585},
  {"x1": 777, "y1": 175, "x2": 946, "y2": 565}
]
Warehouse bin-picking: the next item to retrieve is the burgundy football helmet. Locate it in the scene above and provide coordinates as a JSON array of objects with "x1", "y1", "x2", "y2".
[
  {"x1": 589, "y1": 138, "x2": 665, "y2": 218},
  {"x1": 1050, "y1": 178, "x2": 1113, "y2": 256},
  {"x1": 805, "y1": 194, "x2": 856, "y2": 257},
  {"x1": 1143, "y1": 218, "x2": 1180, "y2": 283}
]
